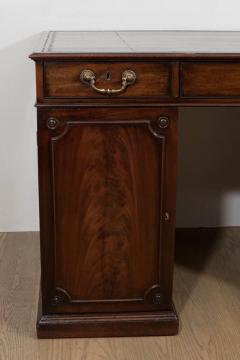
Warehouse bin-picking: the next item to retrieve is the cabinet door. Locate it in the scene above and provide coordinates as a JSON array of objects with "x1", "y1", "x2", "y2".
[{"x1": 37, "y1": 107, "x2": 177, "y2": 314}]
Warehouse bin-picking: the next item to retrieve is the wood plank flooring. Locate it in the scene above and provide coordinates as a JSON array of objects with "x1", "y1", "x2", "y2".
[{"x1": 0, "y1": 228, "x2": 239, "y2": 360}]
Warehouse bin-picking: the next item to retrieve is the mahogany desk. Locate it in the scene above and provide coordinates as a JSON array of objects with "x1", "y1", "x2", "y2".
[{"x1": 30, "y1": 31, "x2": 240, "y2": 338}]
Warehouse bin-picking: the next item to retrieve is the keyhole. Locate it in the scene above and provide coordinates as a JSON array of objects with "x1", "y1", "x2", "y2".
[{"x1": 106, "y1": 71, "x2": 111, "y2": 80}]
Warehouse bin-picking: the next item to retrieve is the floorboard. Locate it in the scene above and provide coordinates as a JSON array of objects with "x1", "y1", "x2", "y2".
[{"x1": 0, "y1": 228, "x2": 239, "y2": 360}]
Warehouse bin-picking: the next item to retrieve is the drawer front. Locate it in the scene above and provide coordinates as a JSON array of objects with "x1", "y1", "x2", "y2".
[
  {"x1": 181, "y1": 62, "x2": 240, "y2": 98},
  {"x1": 44, "y1": 61, "x2": 171, "y2": 99}
]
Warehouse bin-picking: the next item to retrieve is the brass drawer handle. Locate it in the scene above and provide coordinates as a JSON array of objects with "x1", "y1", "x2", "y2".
[{"x1": 80, "y1": 69, "x2": 136, "y2": 95}]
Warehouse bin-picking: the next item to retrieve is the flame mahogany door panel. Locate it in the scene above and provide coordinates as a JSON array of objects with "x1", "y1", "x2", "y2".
[{"x1": 37, "y1": 107, "x2": 178, "y2": 336}]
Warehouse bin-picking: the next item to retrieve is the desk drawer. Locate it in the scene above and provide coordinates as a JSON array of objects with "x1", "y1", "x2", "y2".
[
  {"x1": 44, "y1": 61, "x2": 171, "y2": 99},
  {"x1": 181, "y1": 62, "x2": 240, "y2": 98}
]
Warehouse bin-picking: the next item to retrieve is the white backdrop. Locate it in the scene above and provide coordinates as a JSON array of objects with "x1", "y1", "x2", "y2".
[{"x1": 1, "y1": 0, "x2": 240, "y2": 231}]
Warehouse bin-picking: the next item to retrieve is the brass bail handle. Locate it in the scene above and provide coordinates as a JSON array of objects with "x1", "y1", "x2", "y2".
[{"x1": 80, "y1": 69, "x2": 136, "y2": 95}]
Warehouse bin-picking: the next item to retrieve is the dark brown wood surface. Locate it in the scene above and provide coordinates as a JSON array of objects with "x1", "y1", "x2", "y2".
[
  {"x1": 31, "y1": 30, "x2": 240, "y2": 338},
  {"x1": 37, "y1": 107, "x2": 178, "y2": 317},
  {"x1": 35, "y1": 58, "x2": 240, "y2": 106},
  {"x1": 44, "y1": 61, "x2": 170, "y2": 99},
  {"x1": 37, "y1": 309, "x2": 178, "y2": 338},
  {"x1": 181, "y1": 62, "x2": 240, "y2": 97},
  {"x1": 54, "y1": 123, "x2": 160, "y2": 304}
]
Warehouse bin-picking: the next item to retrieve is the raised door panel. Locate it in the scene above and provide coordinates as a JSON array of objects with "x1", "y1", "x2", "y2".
[
  {"x1": 37, "y1": 108, "x2": 177, "y2": 314},
  {"x1": 54, "y1": 123, "x2": 159, "y2": 302}
]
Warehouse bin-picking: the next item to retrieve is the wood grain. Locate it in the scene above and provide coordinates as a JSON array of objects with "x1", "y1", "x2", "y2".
[
  {"x1": 36, "y1": 107, "x2": 178, "y2": 318},
  {"x1": 181, "y1": 62, "x2": 240, "y2": 98},
  {"x1": 0, "y1": 229, "x2": 239, "y2": 359},
  {"x1": 44, "y1": 61, "x2": 170, "y2": 99},
  {"x1": 53, "y1": 124, "x2": 160, "y2": 302}
]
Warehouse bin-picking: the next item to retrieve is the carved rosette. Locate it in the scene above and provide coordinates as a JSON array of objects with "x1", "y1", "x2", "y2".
[
  {"x1": 51, "y1": 295, "x2": 64, "y2": 306},
  {"x1": 144, "y1": 284, "x2": 163, "y2": 305},
  {"x1": 46, "y1": 117, "x2": 59, "y2": 130},
  {"x1": 147, "y1": 116, "x2": 170, "y2": 139},
  {"x1": 50, "y1": 287, "x2": 71, "y2": 306},
  {"x1": 157, "y1": 116, "x2": 169, "y2": 129}
]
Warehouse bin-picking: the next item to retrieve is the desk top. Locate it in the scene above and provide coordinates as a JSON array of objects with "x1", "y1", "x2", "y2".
[{"x1": 31, "y1": 31, "x2": 240, "y2": 58}]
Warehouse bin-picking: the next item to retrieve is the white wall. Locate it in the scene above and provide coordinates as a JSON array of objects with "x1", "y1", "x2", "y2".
[{"x1": 1, "y1": 0, "x2": 240, "y2": 231}]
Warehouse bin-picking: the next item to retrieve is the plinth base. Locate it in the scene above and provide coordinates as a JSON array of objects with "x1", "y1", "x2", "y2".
[{"x1": 37, "y1": 305, "x2": 179, "y2": 338}]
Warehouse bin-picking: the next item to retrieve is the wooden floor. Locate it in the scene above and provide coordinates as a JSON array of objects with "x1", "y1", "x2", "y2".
[{"x1": 0, "y1": 228, "x2": 239, "y2": 360}]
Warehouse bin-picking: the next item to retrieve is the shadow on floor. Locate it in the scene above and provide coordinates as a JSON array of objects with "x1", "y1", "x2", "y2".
[{"x1": 174, "y1": 227, "x2": 240, "y2": 314}]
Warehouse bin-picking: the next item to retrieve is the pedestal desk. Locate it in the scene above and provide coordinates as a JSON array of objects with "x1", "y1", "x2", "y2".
[{"x1": 30, "y1": 31, "x2": 240, "y2": 338}]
